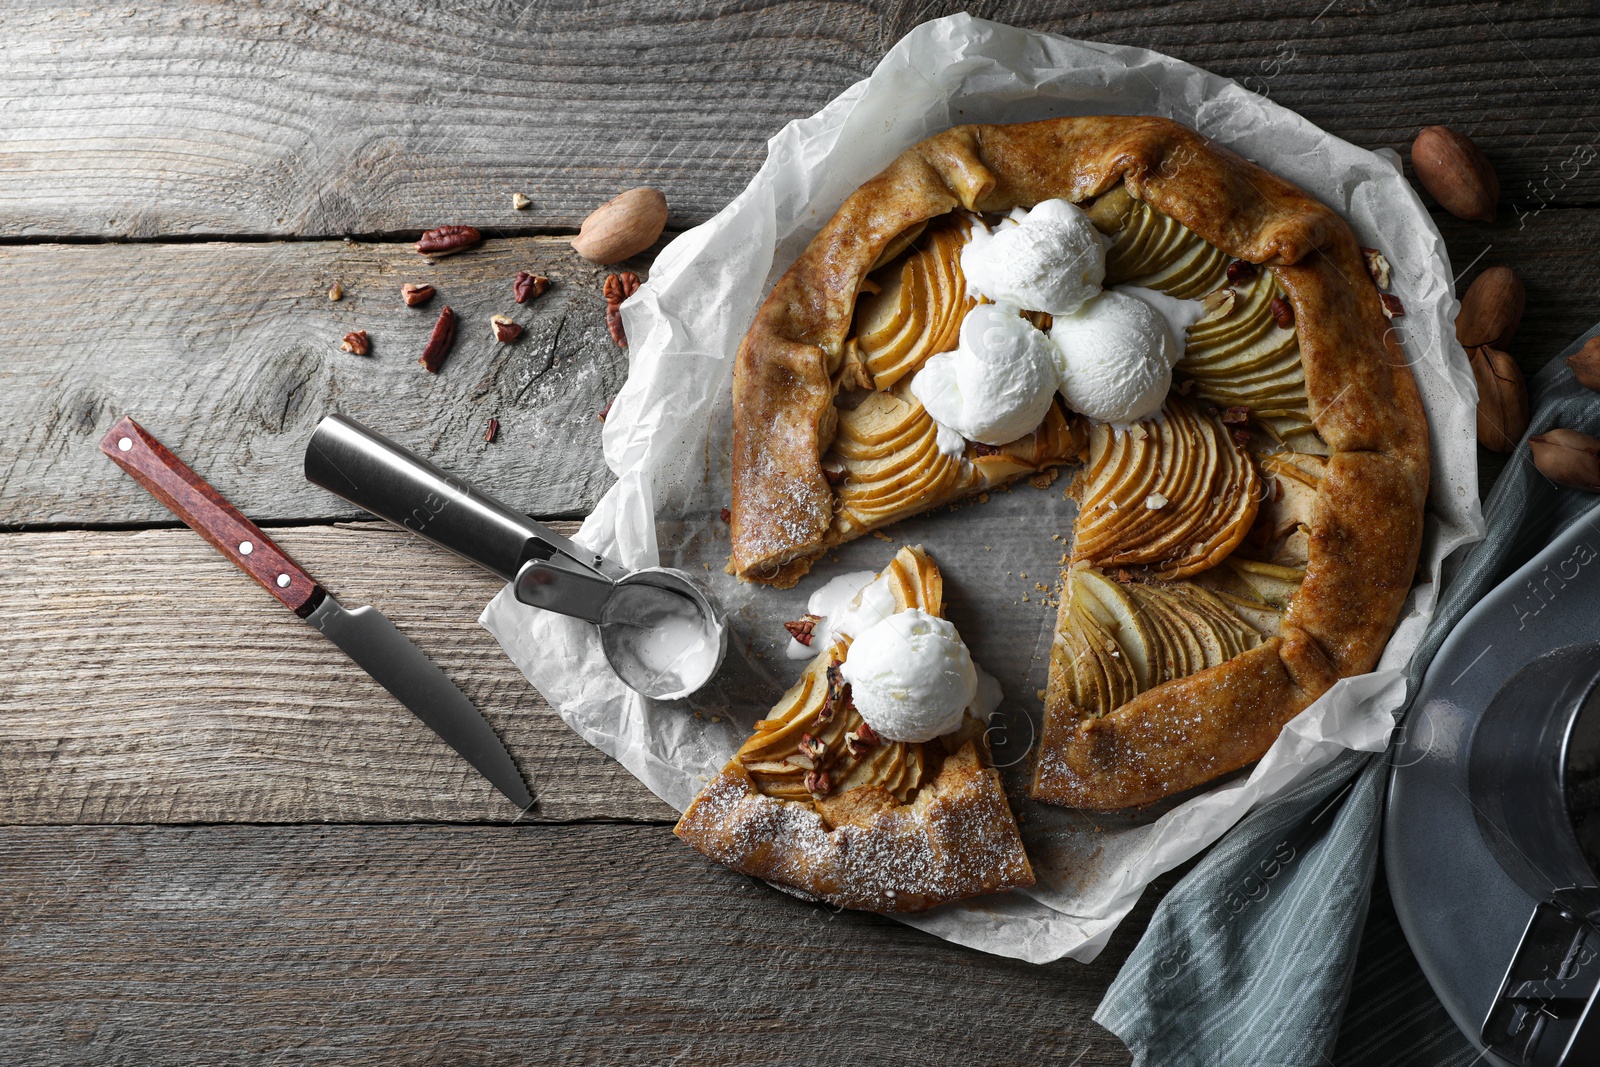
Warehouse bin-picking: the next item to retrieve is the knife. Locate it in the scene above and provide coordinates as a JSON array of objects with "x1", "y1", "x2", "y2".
[{"x1": 98, "y1": 415, "x2": 533, "y2": 811}]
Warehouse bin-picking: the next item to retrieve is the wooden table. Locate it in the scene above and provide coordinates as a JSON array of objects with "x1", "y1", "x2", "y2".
[{"x1": 3, "y1": 3, "x2": 1595, "y2": 1063}]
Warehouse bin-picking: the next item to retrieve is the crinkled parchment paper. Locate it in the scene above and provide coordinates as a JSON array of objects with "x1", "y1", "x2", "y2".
[{"x1": 482, "y1": 13, "x2": 1482, "y2": 964}]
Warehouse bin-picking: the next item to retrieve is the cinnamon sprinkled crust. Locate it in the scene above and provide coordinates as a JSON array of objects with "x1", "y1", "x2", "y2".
[{"x1": 729, "y1": 116, "x2": 1429, "y2": 811}]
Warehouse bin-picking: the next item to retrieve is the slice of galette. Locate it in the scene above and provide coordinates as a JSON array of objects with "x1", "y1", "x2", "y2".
[{"x1": 675, "y1": 545, "x2": 1033, "y2": 913}]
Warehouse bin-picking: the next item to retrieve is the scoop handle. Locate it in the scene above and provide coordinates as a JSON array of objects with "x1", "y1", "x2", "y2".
[{"x1": 304, "y1": 414, "x2": 604, "y2": 582}]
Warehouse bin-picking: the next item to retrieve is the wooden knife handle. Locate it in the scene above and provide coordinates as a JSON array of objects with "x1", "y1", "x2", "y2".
[{"x1": 99, "y1": 415, "x2": 324, "y2": 617}]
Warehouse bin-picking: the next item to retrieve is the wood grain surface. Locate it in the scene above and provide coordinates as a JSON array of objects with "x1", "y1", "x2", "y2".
[
  {"x1": 5, "y1": 3, "x2": 1599, "y2": 1063},
  {"x1": 0, "y1": 211, "x2": 1593, "y2": 529},
  {"x1": 0, "y1": 522, "x2": 676, "y2": 825},
  {"x1": 0, "y1": 236, "x2": 632, "y2": 528},
  {"x1": 2, "y1": 1, "x2": 1597, "y2": 238},
  {"x1": 0, "y1": 823, "x2": 1158, "y2": 1066}
]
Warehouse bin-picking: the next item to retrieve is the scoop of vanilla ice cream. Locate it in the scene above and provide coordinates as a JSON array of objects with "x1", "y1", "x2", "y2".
[
  {"x1": 1050, "y1": 289, "x2": 1186, "y2": 424},
  {"x1": 841, "y1": 608, "x2": 978, "y2": 744},
  {"x1": 961, "y1": 199, "x2": 1107, "y2": 316},
  {"x1": 909, "y1": 304, "x2": 1059, "y2": 448}
]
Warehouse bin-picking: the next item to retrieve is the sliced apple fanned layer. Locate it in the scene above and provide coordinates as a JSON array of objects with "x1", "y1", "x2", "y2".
[
  {"x1": 843, "y1": 218, "x2": 976, "y2": 391},
  {"x1": 1070, "y1": 395, "x2": 1260, "y2": 578},
  {"x1": 1180, "y1": 270, "x2": 1320, "y2": 452},
  {"x1": 826, "y1": 385, "x2": 1083, "y2": 543},
  {"x1": 1086, "y1": 186, "x2": 1230, "y2": 299},
  {"x1": 676, "y1": 546, "x2": 1035, "y2": 913},
  {"x1": 1048, "y1": 566, "x2": 1265, "y2": 720},
  {"x1": 1084, "y1": 185, "x2": 1325, "y2": 456}
]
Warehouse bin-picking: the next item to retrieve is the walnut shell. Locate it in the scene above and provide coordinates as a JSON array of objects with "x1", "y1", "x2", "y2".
[
  {"x1": 1456, "y1": 266, "x2": 1524, "y2": 348},
  {"x1": 571, "y1": 187, "x2": 668, "y2": 265},
  {"x1": 1469, "y1": 345, "x2": 1529, "y2": 453},
  {"x1": 1411, "y1": 125, "x2": 1499, "y2": 223}
]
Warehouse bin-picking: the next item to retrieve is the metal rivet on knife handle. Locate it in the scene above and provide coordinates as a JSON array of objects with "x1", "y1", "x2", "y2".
[{"x1": 97, "y1": 415, "x2": 325, "y2": 618}]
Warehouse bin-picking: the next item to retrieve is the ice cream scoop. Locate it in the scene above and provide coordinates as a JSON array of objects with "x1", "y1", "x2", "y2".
[
  {"x1": 304, "y1": 414, "x2": 727, "y2": 701},
  {"x1": 840, "y1": 608, "x2": 978, "y2": 743},
  {"x1": 961, "y1": 199, "x2": 1107, "y2": 316},
  {"x1": 910, "y1": 304, "x2": 1060, "y2": 451},
  {"x1": 1051, "y1": 289, "x2": 1186, "y2": 424}
]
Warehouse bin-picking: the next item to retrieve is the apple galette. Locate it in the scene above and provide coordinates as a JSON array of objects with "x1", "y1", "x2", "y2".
[{"x1": 699, "y1": 115, "x2": 1427, "y2": 908}]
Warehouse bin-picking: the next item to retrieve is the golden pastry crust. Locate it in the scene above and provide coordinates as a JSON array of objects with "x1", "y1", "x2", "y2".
[
  {"x1": 676, "y1": 545, "x2": 1034, "y2": 912},
  {"x1": 675, "y1": 742, "x2": 1034, "y2": 913},
  {"x1": 730, "y1": 116, "x2": 1429, "y2": 811}
]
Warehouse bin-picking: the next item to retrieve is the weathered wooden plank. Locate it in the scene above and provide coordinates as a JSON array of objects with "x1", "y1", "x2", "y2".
[
  {"x1": 0, "y1": 822, "x2": 1145, "y2": 1066},
  {"x1": 1, "y1": 1, "x2": 1597, "y2": 238},
  {"x1": 1, "y1": 208, "x2": 1593, "y2": 527},
  {"x1": 0, "y1": 236, "x2": 629, "y2": 527},
  {"x1": 0, "y1": 204, "x2": 1595, "y2": 532},
  {"x1": 0, "y1": 523, "x2": 677, "y2": 825}
]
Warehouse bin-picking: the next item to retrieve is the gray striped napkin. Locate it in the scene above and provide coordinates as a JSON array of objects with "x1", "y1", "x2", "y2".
[{"x1": 1096, "y1": 322, "x2": 1600, "y2": 1067}]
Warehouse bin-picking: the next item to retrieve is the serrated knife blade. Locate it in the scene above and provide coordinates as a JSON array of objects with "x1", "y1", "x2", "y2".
[{"x1": 99, "y1": 414, "x2": 533, "y2": 811}]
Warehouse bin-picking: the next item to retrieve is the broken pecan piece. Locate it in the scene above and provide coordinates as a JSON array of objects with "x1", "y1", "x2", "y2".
[
  {"x1": 817, "y1": 660, "x2": 847, "y2": 725},
  {"x1": 514, "y1": 271, "x2": 550, "y2": 304},
  {"x1": 804, "y1": 769, "x2": 832, "y2": 798},
  {"x1": 401, "y1": 283, "x2": 435, "y2": 307},
  {"x1": 603, "y1": 271, "x2": 641, "y2": 348},
  {"x1": 1220, "y1": 406, "x2": 1250, "y2": 425},
  {"x1": 418, "y1": 306, "x2": 458, "y2": 373},
  {"x1": 339, "y1": 330, "x2": 369, "y2": 356},
  {"x1": 484, "y1": 417, "x2": 499, "y2": 443},
  {"x1": 416, "y1": 225, "x2": 482, "y2": 258},
  {"x1": 1379, "y1": 293, "x2": 1406, "y2": 319},
  {"x1": 491, "y1": 315, "x2": 523, "y2": 343},
  {"x1": 1226, "y1": 259, "x2": 1258, "y2": 283},
  {"x1": 843, "y1": 721, "x2": 881, "y2": 758},
  {"x1": 784, "y1": 615, "x2": 819, "y2": 646},
  {"x1": 1361, "y1": 248, "x2": 1392, "y2": 290}
]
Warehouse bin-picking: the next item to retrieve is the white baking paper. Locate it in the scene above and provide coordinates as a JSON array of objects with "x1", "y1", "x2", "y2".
[{"x1": 481, "y1": 13, "x2": 1483, "y2": 964}]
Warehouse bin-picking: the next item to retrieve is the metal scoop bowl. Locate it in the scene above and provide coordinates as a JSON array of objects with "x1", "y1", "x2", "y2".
[{"x1": 305, "y1": 414, "x2": 726, "y2": 700}]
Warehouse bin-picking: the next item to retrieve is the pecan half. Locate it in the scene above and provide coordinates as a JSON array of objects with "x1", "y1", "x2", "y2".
[
  {"x1": 784, "y1": 615, "x2": 819, "y2": 646},
  {"x1": 804, "y1": 769, "x2": 832, "y2": 798},
  {"x1": 603, "y1": 271, "x2": 641, "y2": 348},
  {"x1": 416, "y1": 225, "x2": 482, "y2": 258},
  {"x1": 484, "y1": 417, "x2": 499, "y2": 443},
  {"x1": 339, "y1": 330, "x2": 369, "y2": 356},
  {"x1": 1530, "y1": 429, "x2": 1600, "y2": 491},
  {"x1": 418, "y1": 306, "x2": 458, "y2": 373},
  {"x1": 401, "y1": 283, "x2": 436, "y2": 307},
  {"x1": 514, "y1": 271, "x2": 550, "y2": 304},
  {"x1": 1226, "y1": 259, "x2": 1258, "y2": 283},
  {"x1": 1269, "y1": 297, "x2": 1295, "y2": 329},
  {"x1": 491, "y1": 314, "x2": 523, "y2": 343}
]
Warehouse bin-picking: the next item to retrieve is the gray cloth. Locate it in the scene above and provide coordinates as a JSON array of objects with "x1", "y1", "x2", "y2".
[{"x1": 1096, "y1": 321, "x2": 1600, "y2": 1067}]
